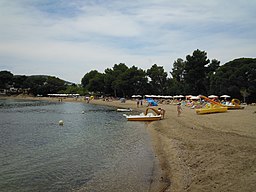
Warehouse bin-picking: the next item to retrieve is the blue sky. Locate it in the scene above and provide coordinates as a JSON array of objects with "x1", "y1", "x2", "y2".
[{"x1": 0, "y1": 0, "x2": 255, "y2": 83}]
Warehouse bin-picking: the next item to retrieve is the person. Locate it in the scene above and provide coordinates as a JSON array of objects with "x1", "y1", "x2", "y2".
[
  {"x1": 177, "y1": 103, "x2": 182, "y2": 117},
  {"x1": 158, "y1": 108, "x2": 166, "y2": 119},
  {"x1": 137, "y1": 99, "x2": 140, "y2": 107}
]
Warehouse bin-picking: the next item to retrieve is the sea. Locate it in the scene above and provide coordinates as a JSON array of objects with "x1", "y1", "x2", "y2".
[{"x1": 0, "y1": 99, "x2": 157, "y2": 192}]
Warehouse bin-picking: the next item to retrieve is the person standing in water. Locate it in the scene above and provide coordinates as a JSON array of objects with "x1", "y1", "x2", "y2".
[{"x1": 177, "y1": 103, "x2": 182, "y2": 117}]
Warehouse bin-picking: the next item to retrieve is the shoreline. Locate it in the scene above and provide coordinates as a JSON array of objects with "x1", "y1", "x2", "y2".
[{"x1": 2, "y1": 96, "x2": 256, "y2": 191}]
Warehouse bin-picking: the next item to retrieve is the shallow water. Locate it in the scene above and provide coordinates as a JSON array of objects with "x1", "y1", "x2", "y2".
[{"x1": 0, "y1": 99, "x2": 155, "y2": 192}]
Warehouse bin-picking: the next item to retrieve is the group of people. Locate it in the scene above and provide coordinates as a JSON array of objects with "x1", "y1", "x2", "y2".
[
  {"x1": 135, "y1": 99, "x2": 183, "y2": 117},
  {"x1": 136, "y1": 99, "x2": 143, "y2": 107}
]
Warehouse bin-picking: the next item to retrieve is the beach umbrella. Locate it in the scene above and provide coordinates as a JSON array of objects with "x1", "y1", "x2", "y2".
[
  {"x1": 208, "y1": 95, "x2": 218, "y2": 98},
  {"x1": 190, "y1": 96, "x2": 200, "y2": 100},
  {"x1": 220, "y1": 95, "x2": 230, "y2": 98},
  {"x1": 164, "y1": 95, "x2": 173, "y2": 99},
  {"x1": 132, "y1": 95, "x2": 142, "y2": 98},
  {"x1": 174, "y1": 95, "x2": 183, "y2": 98}
]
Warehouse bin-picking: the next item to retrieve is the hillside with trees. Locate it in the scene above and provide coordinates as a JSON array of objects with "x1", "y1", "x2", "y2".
[
  {"x1": 0, "y1": 73, "x2": 81, "y2": 96},
  {"x1": 1, "y1": 49, "x2": 255, "y2": 103}
]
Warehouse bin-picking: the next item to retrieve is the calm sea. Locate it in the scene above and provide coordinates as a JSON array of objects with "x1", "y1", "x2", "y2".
[{"x1": 0, "y1": 99, "x2": 156, "y2": 192}]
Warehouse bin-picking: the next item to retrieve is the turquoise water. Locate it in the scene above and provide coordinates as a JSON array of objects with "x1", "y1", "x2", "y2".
[{"x1": 0, "y1": 99, "x2": 155, "y2": 192}]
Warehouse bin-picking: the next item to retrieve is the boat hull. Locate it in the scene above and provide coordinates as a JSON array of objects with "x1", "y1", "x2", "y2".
[
  {"x1": 226, "y1": 105, "x2": 244, "y2": 110},
  {"x1": 117, "y1": 108, "x2": 132, "y2": 112},
  {"x1": 196, "y1": 107, "x2": 228, "y2": 114},
  {"x1": 124, "y1": 107, "x2": 163, "y2": 121},
  {"x1": 126, "y1": 116, "x2": 161, "y2": 121}
]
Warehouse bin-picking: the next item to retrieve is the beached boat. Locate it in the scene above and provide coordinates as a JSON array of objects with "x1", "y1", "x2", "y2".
[
  {"x1": 196, "y1": 95, "x2": 228, "y2": 115},
  {"x1": 123, "y1": 107, "x2": 164, "y2": 121},
  {"x1": 225, "y1": 105, "x2": 244, "y2": 110},
  {"x1": 223, "y1": 99, "x2": 244, "y2": 110},
  {"x1": 117, "y1": 108, "x2": 133, "y2": 112},
  {"x1": 196, "y1": 106, "x2": 228, "y2": 114},
  {"x1": 123, "y1": 113, "x2": 162, "y2": 121}
]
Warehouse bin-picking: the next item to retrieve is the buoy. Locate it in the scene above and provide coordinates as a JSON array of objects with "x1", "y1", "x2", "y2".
[
  {"x1": 82, "y1": 111, "x2": 85, "y2": 114},
  {"x1": 59, "y1": 120, "x2": 64, "y2": 126}
]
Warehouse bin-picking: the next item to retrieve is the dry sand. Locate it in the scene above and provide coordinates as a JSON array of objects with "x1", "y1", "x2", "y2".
[
  {"x1": 88, "y1": 99, "x2": 256, "y2": 192},
  {"x1": 3, "y1": 96, "x2": 256, "y2": 191}
]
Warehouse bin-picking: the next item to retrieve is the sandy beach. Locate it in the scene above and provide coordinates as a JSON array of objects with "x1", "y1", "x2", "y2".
[
  {"x1": 2, "y1": 96, "x2": 256, "y2": 191},
  {"x1": 88, "y1": 98, "x2": 256, "y2": 192}
]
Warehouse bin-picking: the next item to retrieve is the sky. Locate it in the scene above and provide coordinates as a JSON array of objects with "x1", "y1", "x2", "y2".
[{"x1": 0, "y1": 0, "x2": 255, "y2": 83}]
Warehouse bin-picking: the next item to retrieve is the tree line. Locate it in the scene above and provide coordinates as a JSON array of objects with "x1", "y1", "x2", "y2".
[
  {"x1": 0, "y1": 73, "x2": 70, "y2": 96},
  {"x1": 1, "y1": 49, "x2": 255, "y2": 103},
  {"x1": 82, "y1": 49, "x2": 255, "y2": 103}
]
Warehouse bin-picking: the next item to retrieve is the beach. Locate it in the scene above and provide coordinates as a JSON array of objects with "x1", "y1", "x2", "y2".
[
  {"x1": 2, "y1": 96, "x2": 256, "y2": 191},
  {"x1": 88, "y1": 99, "x2": 256, "y2": 192}
]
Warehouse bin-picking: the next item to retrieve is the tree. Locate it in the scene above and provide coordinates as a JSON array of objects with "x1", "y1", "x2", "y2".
[
  {"x1": 170, "y1": 58, "x2": 186, "y2": 95},
  {"x1": 207, "y1": 59, "x2": 220, "y2": 74},
  {"x1": 22, "y1": 75, "x2": 66, "y2": 96},
  {"x1": 121, "y1": 66, "x2": 148, "y2": 97},
  {"x1": 44, "y1": 76, "x2": 66, "y2": 94},
  {"x1": 81, "y1": 70, "x2": 100, "y2": 88},
  {"x1": 23, "y1": 76, "x2": 46, "y2": 95},
  {"x1": 207, "y1": 59, "x2": 220, "y2": 94},
  {"x1": 210, "y1": 58, "x2": 256, "y2": 102},
  {"x1": 147, "y1": 64, "x2": 168, "y2": 95},
  {"x1": 0, "y1": 71, "x2": 13, "y2": 89},
  {"x1": 171, "y1": 58, "x2": 185, "y2": 83},
  {"x1": 87, "y1": 73, "x2": 105, "y2": 94},
  {"x1": 104, "y1": 63, "x2": 129, "y2": 97},
  {"x1": 13, "y1": 75, "x2": 28, "y2": 89},
  {"x1": 183, "y1": 49, "x2": 210, "y2": 95},
  {"x1": 62, "y1": 84, "x2": 87, "y2": 95},
  {"x1": 240, "y1": 88, "x2": 250, "y2": 103}
]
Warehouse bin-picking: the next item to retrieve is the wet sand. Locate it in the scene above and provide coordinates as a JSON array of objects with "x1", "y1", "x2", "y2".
[{"x1": 3, "y1": 96, "x2": 256, "y2": 191}]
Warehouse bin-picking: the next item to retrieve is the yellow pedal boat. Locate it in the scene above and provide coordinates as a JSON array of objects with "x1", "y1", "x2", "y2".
[
  {"x1": 196, "y1": 95, "x2": 228, "y2": 115},
  {"x1": 196, "y1": 106, "x2": 228, "y2": 114}
]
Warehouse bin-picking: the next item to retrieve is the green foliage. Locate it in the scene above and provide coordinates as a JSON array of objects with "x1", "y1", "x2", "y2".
[
  {"x1": 13, "y1": 75, "x2": 28, "y2": 89},
  {"x1": 170, "y1": 58, "x2": 186, "y2": 95},
  {"x1": 121, "y1": 66, "x2": 148, "y2": 97},
  {"x1": 23, "y1": 76, "x2": 66, "y2": 96},
  {"x1": 184, "y1": 49, "x2": 210, "y2": 95},
  {"x1": 81, "y1": 63, "x2": 149, "y2": 97},
  {"x1": 171, "y1": 58, "x2": 185, "y2": 82},
  {"x1": 81, "y1": 70, "x2": 100, "y2": 88},
  {"x1": 1, "y1": 50, "x2": 256, "y2": 103},
  {"x1": 61, "y1": 84, "x2": 88, "y2": 95},
  {"x1": 88, "y1": 73, "x2": 105, "y2": 93},
  {"x1": 0, "y1": 72, "x2": 68, "y2": 96},
  {"x1": 0, "y1": 71, "x2": 13, "y2": 89},
  {"x1": 210, "y1": 58, "x2": 256, "y2": 102},
  {"x1": 147, "y1": 64, "x2": 168, "y2": 95}
]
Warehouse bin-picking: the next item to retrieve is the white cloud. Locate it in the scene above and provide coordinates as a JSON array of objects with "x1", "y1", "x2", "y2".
[{"x1": 0, "y1": 0, "x2": 255, "y2": 83}]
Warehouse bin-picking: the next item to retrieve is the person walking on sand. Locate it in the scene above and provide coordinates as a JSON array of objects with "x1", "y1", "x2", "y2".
[
  {"x1": 177, "y1": 103, "x2": 182, "y2": 117},
  {"x1": 158, "y1": 108, "x2": 166, "y2": 119},
  {"x1": 136, "y1": 99, "x2": 140, "y2": 108}
]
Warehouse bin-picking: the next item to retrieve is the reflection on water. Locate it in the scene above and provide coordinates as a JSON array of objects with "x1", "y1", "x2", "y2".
[{"x1": 0, "y1": 99, "x2": 155, "y2": 192}]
